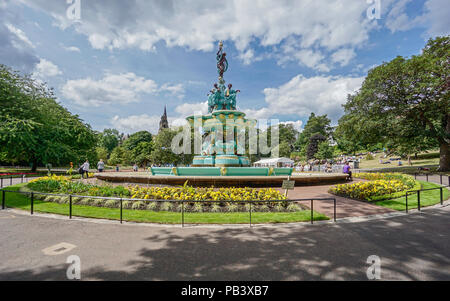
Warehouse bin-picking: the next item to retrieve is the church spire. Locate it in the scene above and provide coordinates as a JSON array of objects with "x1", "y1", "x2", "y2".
[{"x1": 159, "y1": 105, "x2": 169, "y2": 133}]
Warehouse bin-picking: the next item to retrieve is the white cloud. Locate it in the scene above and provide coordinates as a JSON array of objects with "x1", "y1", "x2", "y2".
[
  {"x1": 244, "y1": 74, "x2": 364, "y2": 121},
  {"x1": 63, "y1": 45, "x2": 81, "y2": 52},
  {"x1": 160, "y1": 83, "x2": 185, "y2": 99},
  {"x1": 280, "y1": 120, "x2": 304, "y2": 132},
  {"x1": 422, "y1": 0, "x2": 450, "y2": 36},
  {"x1": 111, "y1": 114, "x2": 187, "y2": 134},
  {"x1": 20, "y1": 0, "x2": 376, "y2": 68},
  {"x1": 385, "y1": 0, "x2": 450, "y2": 36},
  {"x1": 5, "y1": 23, "x2": 35, "y2": 49},
  {"x1": 62, "y1": 72, "x2": 158, "y2": 107},
  {"x1": 112, "y1": 74, "x2": 362, "y2": 134},
  {"x1": 0, "y1": 7, "x2": 39, "y2": 72},
  {"x1": 61, "y1": 72, "x2": 185, "y2": 107},
  {"x1": 174, "y1": 101, "x2": 208, "y2": 116},
  {"x1": 112, "y1": 114, "x2": 161, "y2": 134},
  {"x1": 331, "y1": 48, "x2": 356, "y2": 67},
  {"x1": 33, "y1": 58, "x2": 62, "y2": 79}
]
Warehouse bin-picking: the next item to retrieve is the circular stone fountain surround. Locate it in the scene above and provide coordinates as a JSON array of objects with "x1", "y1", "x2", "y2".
[{"x1": 94, "y1": 172, "x2": 349, "y2": 188}]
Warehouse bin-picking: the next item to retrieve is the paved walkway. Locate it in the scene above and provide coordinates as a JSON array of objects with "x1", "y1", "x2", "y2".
[
  {"x1": 414, "y1": 174, "x2": 450, "y2": 186},
  {"x1": 1, "y1": 205, "x2": 449, "y2": 280},
  {"x1": 277, "y1": 180, "x2": 394, "y2": 218}
]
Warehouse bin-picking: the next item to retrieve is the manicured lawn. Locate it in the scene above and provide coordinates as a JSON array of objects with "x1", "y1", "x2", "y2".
[
  {"x1": 1, "y1": 184, "x2": 329, "y2": 224},
  {"x1": 375, "y1": 181, "x2": 450, "y2": 211},
  {"x1": 358, "y1": 151, "x2": 440, "y2": 170}
]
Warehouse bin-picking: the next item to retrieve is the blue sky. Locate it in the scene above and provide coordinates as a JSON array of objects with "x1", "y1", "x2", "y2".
[{"x1": 1, "y1": 0, "x2": 448, "y2": 134}]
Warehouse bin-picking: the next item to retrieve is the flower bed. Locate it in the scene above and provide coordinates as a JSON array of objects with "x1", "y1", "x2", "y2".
[
  {"x1": 329, "y1": 173, "x2": 420, "y2": 202},
  {"x1": 26, "y1": 175, "x2": 300, "y2": 213}
]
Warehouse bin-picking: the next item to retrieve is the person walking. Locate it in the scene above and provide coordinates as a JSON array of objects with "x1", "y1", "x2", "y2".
[
  {"x1": 97, "y1": 159, "x2": 105, "y2": 172},
  {"x1": 81, "y1": 160, "x2": 90, "y2": 179}
]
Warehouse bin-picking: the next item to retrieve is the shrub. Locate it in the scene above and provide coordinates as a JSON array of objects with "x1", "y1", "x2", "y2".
[
  {"x1": 44, "y1": 196, "x2": 57, "y2": 203},
  {"x1": 79, "y1": 198, "x2": 95, "y2": 206},
  {"x1": 105, "y1": 200, "x2": 118, "y2": 208},
  {"x1": 122, "y1": 201, "x2": 132, "y2": 209},
  {"x1": 227, "y1": 203, "x2": 238, "y2": 212},
  {"x1": 258, "y1": 204, "x2": 269, "y2": 212},
  {"x1": 72, "y1": 197, "x2": 83, "y2": 204},
  {"x1": 92, "y1": 199, "x2": 105, "y2": 207},
  {"x1": 192, "y1": 203, "x2": 203, "y2": 212},
  {"x1": 365, "y1": 153, "x2": 374, "y2": 160},
  {"x1": 131, "y1": 201, "x2": 146, "y2": 210},
  {"x1": 160, "y1": 202, "x2": 173, "y2": 211},
  {"x1": 146, "y1": 202, "x2": 158, "y2": 211},
  {"x1": 286, "y1": 203, "x2": 300, "y2": 212},
  {"x1": 274, "y1": 203, "x2": 285, "y2": 212},
  {"x1": 58, "y1": 196, "x2": 70, "y2": 204},
  {"x1": 210, "y1": 204, "x2": 221, "y2": 212}
]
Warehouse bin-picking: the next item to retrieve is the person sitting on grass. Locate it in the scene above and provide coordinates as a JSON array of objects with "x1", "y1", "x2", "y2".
[{"x1": 342, "y1": 162, "x2": 352, "y2": 181}]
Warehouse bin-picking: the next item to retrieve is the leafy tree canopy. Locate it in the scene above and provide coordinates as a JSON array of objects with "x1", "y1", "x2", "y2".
[
  {"x1": 336, "y1": 36, "x2": 449, "y2": 170},
  {"x1": 0, "y1": 64, "x2": 97, "y2": 170}
]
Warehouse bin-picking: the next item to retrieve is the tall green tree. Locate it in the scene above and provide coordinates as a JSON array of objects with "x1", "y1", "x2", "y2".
[
  {"x1": 0, "y1": 65, "x2": 97, "y2": 170},
  {"x1": 99, "y1": 129, "x2": 121, "y2": 155},
  {"x1": 295, "y1": 113, "x2": 332, "y2": 153},
  {"x1": 131, "y1": 141, "x2": 154, "y2": 167},
  {"x1": 306, "y1": 133, "x2": 326, "y2": 160},
  {"x1": 123, "y1": 130, "x2": 152, "y2": 151},
  {"x1": 108, "y1": 146, "x2": 131, "y2": 166},
  {"x1": 336, "y1": 37, "x2": 449, "y2": 171},
  {"x1": 150, "y1": 128, "x2": 184, "y2": 166}
]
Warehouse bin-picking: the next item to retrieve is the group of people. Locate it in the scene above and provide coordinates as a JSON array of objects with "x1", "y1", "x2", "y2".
[
  {"x1": 294, "y1": 160, "x2": 352, "y2": 180},
  {"x1": 78, "y1": 159, "x2": 142, "y2": 179},
  {"x1": 78, "y1": 159, "x2": 105, "y2": 179}
]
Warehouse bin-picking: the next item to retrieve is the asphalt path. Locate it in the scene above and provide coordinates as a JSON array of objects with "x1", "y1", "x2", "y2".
[{"x1": 0, "y1": 205, "x2": 449, "y2": 281}]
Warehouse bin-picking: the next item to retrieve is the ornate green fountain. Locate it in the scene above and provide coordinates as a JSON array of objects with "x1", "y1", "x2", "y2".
[{"x1": 186, "y1": 41, "x2": 255, "y2": 167}]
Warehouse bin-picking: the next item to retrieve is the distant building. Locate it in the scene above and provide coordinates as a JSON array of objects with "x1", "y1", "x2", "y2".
[{"x1": 158, "y1": 105, "x2": 169, "y2": 132}]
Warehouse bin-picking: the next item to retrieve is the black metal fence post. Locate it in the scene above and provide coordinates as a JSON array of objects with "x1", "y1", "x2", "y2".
[
  {"x1": 405, "y1": 192, "x2": 408, "y2": 213},
  {"x1": 333, "y1": 198, "x2": 336, "y2": 222},
  {"x1": 181, "y1": 201, "x2": 184, "y2": 227},
  {"x1": 69, "y1": 195, "x2": 72, "y2": 219},
  {"x1": 1, "y1": 178, "x2": 3, "y2": 188},
  {"x1": 440, "y1": 187, "x2": 443, "y2": 206},
  {"x1": 120, "y1": 198, "x2": 123, "y2": 224},
  {"x1": 10, "y1": 176, "x2": 12, "y2": 186},
  {"x1": 310, "y1": 200, "x2": 313, "y2": 224},
  {"x1": 249, "y1": 201, "x2": 252, "y2": 228},
  {"x1": 426, "y1": 174, "x2": 429, "y2": 182},
  {"x1": 440, "y1": 174, "x2": 443, "y2": 185},
  {"x1": 30, "y1": 192, "x2": 34, "y2": 215},
  {"x1": 417, "y1": 190, "x2": 421, "y2": 211},
  {"x1": 448, "y1": 176, "x2": 450, "y2": 186},
  {"x1": 414, "y1": 173, "x2": 417, "y2": 180},
  {"x1": 2, "y1": 190, "x2": 5, "y2": 210}
]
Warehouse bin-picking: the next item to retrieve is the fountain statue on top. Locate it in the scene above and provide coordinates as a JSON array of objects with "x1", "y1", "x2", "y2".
[
  {"x1": 207, "y1": 41, "x2": 240, "y2": 113},
  {"x1": 186, "y1": 41, "x2": 253, "y2": 167}
]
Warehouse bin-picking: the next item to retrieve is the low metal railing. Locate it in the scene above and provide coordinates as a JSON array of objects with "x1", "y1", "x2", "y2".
[
  {"x1": 404, "y1": 185, "x2": 449, "y2": 213},
  {"x1": 0, "y1": 174, "x2": 35, "y2": 188},
  {"x1": 0, "y1": 189, "x2": 337, "y2": 227}
]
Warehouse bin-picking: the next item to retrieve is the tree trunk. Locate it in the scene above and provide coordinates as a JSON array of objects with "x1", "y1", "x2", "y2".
[
  {"x1": 438, "y1": 113, "x2": 450, "y2": 172},
  {"x1": 438, "y1": 141, "x2": 450, "y2": 172},
  {"x1": 31, "y1": 159, "x2": 38, "y2": 172}
]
